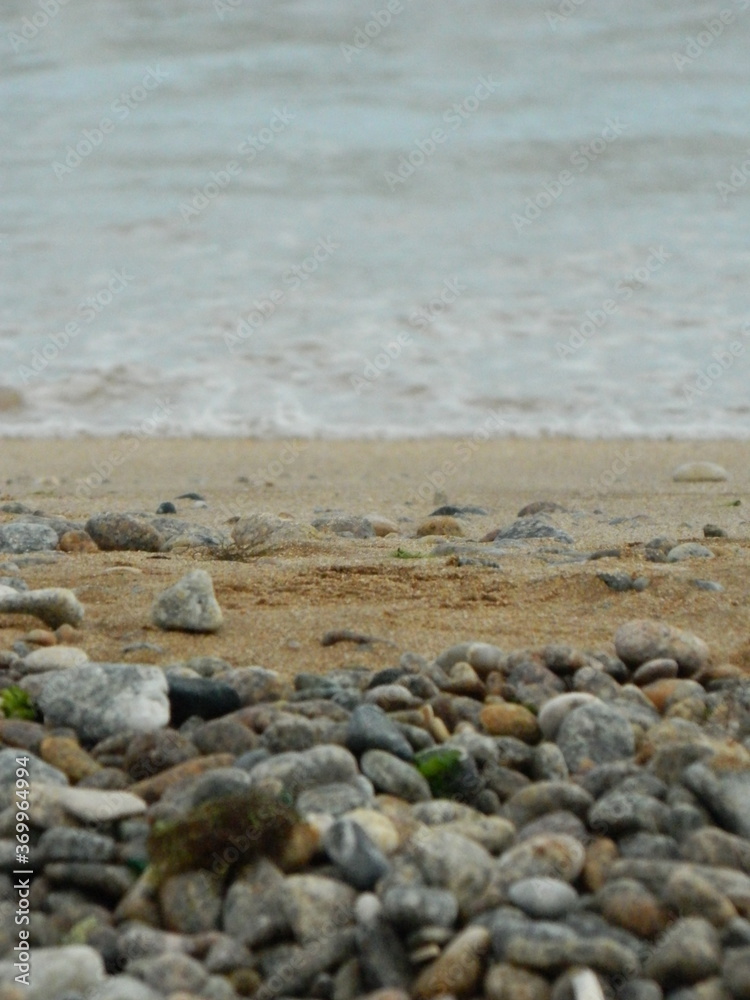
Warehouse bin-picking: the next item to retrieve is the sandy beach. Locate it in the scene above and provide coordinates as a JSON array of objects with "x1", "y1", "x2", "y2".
[{"x1": 1, "y1": 437, "x2": 748, "y2": 676}]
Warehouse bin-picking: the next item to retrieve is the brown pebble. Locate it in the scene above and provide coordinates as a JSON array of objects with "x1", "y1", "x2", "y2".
[
  {"x1": 480, "y1": 702, "x2": 540, "y2": 743},
  {"x1": 597, "y1": 877, "x2": 670, "y2": 939},
  {"x1": 517, "y1": 500, "x2": 566, "y2": 517},
  {"x1": 40, "y1": 736, "x2": 102, "y2": 783},
  {"x1": 582, "y1": 837, "x2": 619, "y2": 892},
  {"x1": 412, "y1": 926, "x2": 490, "y2": 1000},
  {"x1": 59, "y1": 529, "x2": 99, "y2": 553},
  {"x1": 56, "y1": 623, "x2": 81, "y2": 643},
  {"x1": 641, "y1": 678, "x2": 682, "y2": 713},
  {"x1": 129, "y1": 753, "x2": 235, "y2": 803},
  {"x1": 22, "y1": 628, "x2": 57, "y2": 646},
  {"x1": 416, "y1": 515, "x2": 464, "y2": 538}
]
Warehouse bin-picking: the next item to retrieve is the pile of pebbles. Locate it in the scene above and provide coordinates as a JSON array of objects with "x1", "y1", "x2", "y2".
[{"x1": 2, "y1": 604, "x2": 750, "y2": 1000}]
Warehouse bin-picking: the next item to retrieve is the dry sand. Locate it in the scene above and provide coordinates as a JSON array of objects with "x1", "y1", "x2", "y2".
[{"x1": 1, "y1": 437, "x2": 748, "y2": 679}]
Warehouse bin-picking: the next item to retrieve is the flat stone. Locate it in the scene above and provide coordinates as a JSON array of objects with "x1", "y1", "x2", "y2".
[
  {"x1": 37, "y1": 663, "x2": 169, "y2": 742},
  {"x1": 159, "y1": 869, "x2": 223, "y2": 933},
  {"x1": 672, "y1": 461, "x2": 728, "y2": 482},
  {"x1": 503, "y1": 780, "x2": 594, "y2": 828},
  {"x1": 595, "y1": 878, "x2": 670, "y2": 939},
  {"x1": 0, "y1": 521, "x2": 59, "y2": 553},
  {"x1": 507, "y1": 877, "x2": 578, "y2": 919},
  {"x1": 247, "y1": 745, "x2": 359, "y2": 797},
  {"x1": 0, "y1": 586, "x2": 84, "y2": 627},
  {"x1": 643, "y1": 917, "x2": 722, "y2": 987},
  {"x1": 0, "y1": 747, "x2": 68, "y2": 789},
  {"x1": 311, "y1": 512, "x2": 375, "y2": 537},
  {"x1": 667, "y1": 542, "x2": 715, "y2": 562},
  {"x1": 360, "y1": 749, "x2": 431, "y2": 802},
  {"x1": 19, "y1": 645, "x2": 88, "y2": 673},
  {"x1": 37, "y1": 827, "x2": 116, "y2": 863},
  {"x1": 663, "y1": 865, "x2": 737, "y2": 927},
  {"x1": 126, "y1": 953, "x2": 209, "y2": 995},
  {"x1": 588, "y1": 790, "x2": 670, "y2": 836},
  {"x1": 681, "y1": 827, "x2": 750, "y2": 874},
  {"x1": 152, "y1": 570, "x2": 223, "y2": 632},
  {"x1": 614, "y1": 619, "x2": 709, "y2": 675},
  {"x1": 492, "y1": 516, "x2": 574, "y2": 544},
  {"x1": 86, "y1": 512, "x2": 164, "y2": 551},
  {"x1": 232, "y1": 513, "x2": 322, "y2": 554},
  {"x1": 556, "y1": 701, "x2": 635, "y2": 773},
  {"x1": 0, "y1": 945, "x2": 105, "y2": 1000},
  {"x1": 502, "y1": 922, "x2": 581, "y2": 972},
  {"x1": 29, "y1": 784, "x2": 146, "y2": 822},
  {"x1": 632, "y1": 658, "x2": 679, "y2": 685},
  {"x1": 346, "y1": 704, "x2": 415, "y2": 761}
]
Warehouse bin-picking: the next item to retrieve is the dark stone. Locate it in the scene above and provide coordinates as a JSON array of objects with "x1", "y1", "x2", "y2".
[
  {"x1": 346, "y1": 704, "x2": 414, "y2": 761},
  {"x1": 167, "y1": 676, "x2": 241, "y2": 726}
]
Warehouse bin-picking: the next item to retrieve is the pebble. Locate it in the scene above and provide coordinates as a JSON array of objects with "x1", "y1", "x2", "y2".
[
  {"x1": 311, "y1": 512, "x2": 376, "y2": 538},
  {"x1": 416, "y1": 516, "x2": 464, "y2": 537},
  {"x1": 614, "y1": 618, "x2": 709, "y2": 675},
  {"x1": 507, "y1": 876, "x2": 578, "y2": 919},
  {"x1": 152, "y1": 569, "x2": 223, "y2": 633},
  {"x1": 223, "y1": 858, "x2": 290, "y2": 947},
  {"x1": 495, "y1": 834, "x2": 586, "y2": 885},
  {"x1": 556, "y1": 701, "x2": 635, "y2": 773},
  {"x1": 39, "y1": 735, "x2": 102, "y2": 782},
  {"x1": 28, "y1": 784, "x2": 147, "y2": 822},
  {"x1": 484, "y1": 963, "x2": 552, "y2": 1000},
  {"x1": 0, "y1": 746, "x2": 68, "y2": 788},
  {"x1": 159, "y1": 870, "x2": 224, "y2": 933},
  {"x1": 58, "y1": 529, "x2": 99, "y2": 553},
  {"x1": 643, "y1": 916, "x2": 722, "y2": 987},
  {"x1": 85, "y1": 512, "x2": 164, "y2": 551},
  {"x1": 672, "y1": 461, "x2": 728, "y2": 482},
  {"x1": 0, "y1": 586, "x2": 84, "y2": 627},
  {"x1": 0, "y1": 945, "x2": 105, "y2": 1000},
  {"x1": 537, "y1": 693, "x2": 598, "y2": 741},
  {"x1": 37, "y1": 662, "x2": 170, "y2": 742},
  {"x1": 411, "y1": 925, "x2": 490, "y2": 1000},
  {"x1": 346, "y1": 704, "x2": 415, "y2": 761},
  {"x1": 231, "y1": 512, "x2": 322, "y2": 554},
  {"x1": 0, "y1": 521, "x2": 59, "y2": 553},
  {"x1": 382, "y1": 885, "x2": 458, "y2": 929},
  {"x1": 492, "y1": 516, "x2": 574, "y2": 544},
  {"x1": 18, "y1": 645, "x2": 89, "y2": 673},
  {"x1": 667, "y1": 542, "x2": 715, "y2": 561},
  {"x1": 282, "y1": 873, "x2": 357, "y2": 943},
  {"x1": 360, "y1": 749, "x2": 431, "y2": 802},
  {"x1": 167, "y1": 675, "x2": 240, "y2": 726},
  {"x1": 323, "y1": 817, "x2": 390, "y2": 889},
  {"x1": 632, "y1": 657, "x2": 679, "y2": 685},
  {"x1": 683, "y1": 761, "x2": 750, "y2": 839},
  {"x1": 480, "y1": 702, "x2": 541, "y2": 743}
]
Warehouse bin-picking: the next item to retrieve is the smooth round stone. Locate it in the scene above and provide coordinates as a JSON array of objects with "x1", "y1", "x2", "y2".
[
  {"x1": 37, "y1": 827, "x2": 116, "y2": 863},
  {"x1": 223, "y1": 858, "x2": 289, "y2": 947},
  {"x1": 614, "y1": 619, "x2": 709, "y2": 675},
  {"x1": 663, "y1": 865, "x2": 737, "y2": 927},
  {"x1": 467, "y1": 642, "x2": 505, "y2": 676},
  {"x1": 556, "y1": 701, "x2": 635, "y2": 773},
  {"x1": 588, "y1": 791, "x2": 670, "y2": 836},
  {"x1": 442, "y1": 661, "x2": 485, "y2": 697},
  {"x1": 502, "y1": 921, "x2": 581, "y2": 971},
  {"x1": 123, "y1": 729, "x2": 198, "y2": 780},
  {"x1": 89, "y1": 976, "x2": 163, "y2": 1000},
  {"x1": 596, "y1": 878, "x2": 670, "y2": 939},
  {"x1": 345, "y1": 808, "x2": 401, "y2": 853},
  {"x1": 192, "y1": 718, "x2": 258, "y2": 756},
  {"x1": 672, "y1": 461, "x2": 728, "y2": 482},
  {"x1": 0, "y1": 522, "x2": 59, "y2": 553},
  {"x1": 0, "y1": 586, "x2": 84, "y2": 628},
  {"x1": 85, "y1": 513, "x2": 163, "y2": 551},
  {"x1": 530, "y1": 742, "x2": 568, "y2": 781},
  {"x1": 360, "y1": 749, "x2": 431, "y2": 802},
  {"x1": 0, "y1": 747, "x2": 68, "y2": 788},
  {"x1": 247, "y1": 745, "x2": 359, "y2": 794},
  {"x1": 298, "y1": 780, "x2": 373, "y2": 817},
  {"x1": 416, "y1": 515, "x2": 464, "y2": 537},
  {"x1": 166, "y1": 675, "x2": 241, "y2": 726},
  {"x1": 643, "y1": 916, "x2": 722, "y2": 987},
  {"x1": 496, "y1": 834, "x2": 585, "y2": 885},
  {"x1": 667, "y1": 542, "x2": 714, "y2": 562},
  {"x1": 724, "y1": 947, "x2": 750, "y2": 999},
  {"x1": 126, "y1": 953, "x2": 209, "y2": 995},
  {"x1": 323, "y1": 818, "x2": 390, "y2": 890},
  {"x1": 480, "y1": 703, "x2": 540, "y2": 743},
  {"x1": 681, "y1": 827, "x2": 750, "y2": 872},
  {"x1": 507, "y1": 877, "x2": 578, "y2": 919},
  {"x1": 382, "y1": 886, "x2": 459, "y2": 929},
  {"x1": 364, "y1": 683, "x2": 423, "y2": 711},
  {"x1": 633, "y1": 658, "x2": 679, "y2": 685},
  {"x1": 281, "y1": 873, "x2": 357, "y2": 944},
  {"x1": 28, "y1": 785, "x2": 146, "y2": 823},
  {"x1": 260, "y1": 714, "x2": 317, "y2": 753},
  {"x1": 0, "y1": 945, "x2": 105, "y2": 1000},
  {"x1": 537, "y1": 692, "x2": 598, "y2": 741},
  {"x1": 407, "y1": 828, "x2": 495, "y2": 916},
  {"x1": 683, "y1": 762, "x2": 750, "y2": 839},
  {"x1": 159, "y1": 870, "x2": 223, "y2": 933},
  {"x1": 346, "y1": 704, "x2": 416, "y2": 762},
  {"x1": 503, "y1": 780, "x2": 594, "y2": 828},
  {"x1": 19, "y1": 645, "x2": 88, "y2": 673}
]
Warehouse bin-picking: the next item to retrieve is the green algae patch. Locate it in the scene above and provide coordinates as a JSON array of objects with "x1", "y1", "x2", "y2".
[
  {"x1": 147, "y1": 788, "x2": 299, "y2": 880},
  {"x1": 0, "y1": 686, "x2": 36, "y2": 720},
  {"x1": 414, "y1": 747, "x2": 465, "y2": 798}
]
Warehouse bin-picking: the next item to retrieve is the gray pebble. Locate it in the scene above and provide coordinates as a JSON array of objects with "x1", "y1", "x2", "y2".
[{"x1": 360, "y1": 749, "x2": 431, "y2": 802}]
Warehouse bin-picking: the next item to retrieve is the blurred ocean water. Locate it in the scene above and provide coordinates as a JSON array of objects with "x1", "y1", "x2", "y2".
[{"x1": 1, "y1": 0, "x2": 749, "y2": 438}]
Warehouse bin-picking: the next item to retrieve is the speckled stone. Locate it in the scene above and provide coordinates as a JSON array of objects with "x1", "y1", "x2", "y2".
[
  {"x1": 411, "y1": 925, "x2": 490, "y2": 1000},
  {"x1": 360, "y1": 750, "x2": 431, "y2": 802},
  {"x1": 643, "y1": 917, "x2": 722, "y2": 987},
  {"x1": 480, "y1": 703, "x2": 540, "y2": 743},
  {"x1": 556, "y1": 701, "x2": 635, "y2": 773},
  {"x1": 85, "y1": 513, "x2": 164, "y2": 551}
]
